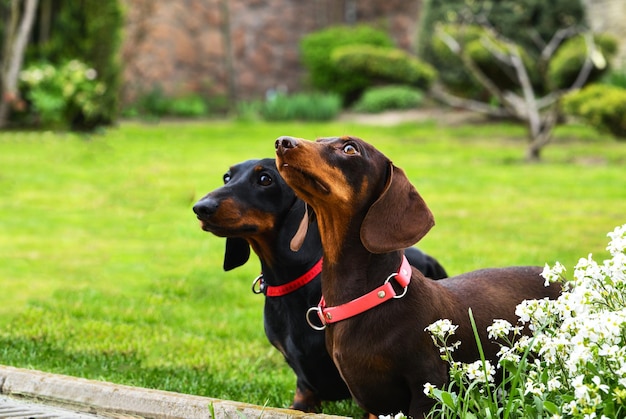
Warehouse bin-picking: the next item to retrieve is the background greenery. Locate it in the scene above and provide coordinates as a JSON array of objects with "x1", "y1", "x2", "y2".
[
  {"x1": 0, "y1": 118, "x2": 624, "y2": 417},
  {"x1": 25, "y1": 0, "x2": 123, "y2": 129}
]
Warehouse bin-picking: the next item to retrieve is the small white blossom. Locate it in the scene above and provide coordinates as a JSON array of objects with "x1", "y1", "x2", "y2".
[
  {"x1": 463, "y1": 360, "x2": 495, "y2": 384},
  {"x1": 542, "y1": 261, "x2": 566, "y2": 286},
  {"x1": 85, "y1": 68, "x2": 97, "y2": 80},
  {"x1": 423, "y1": 382, "x2": 436, "y2": 395},
  {"x1": 487, "y1": 319, "x2": 513, "y2": 340},
  {"x1": 425, "y1": 318, "x2": 458, "y2": 339}
]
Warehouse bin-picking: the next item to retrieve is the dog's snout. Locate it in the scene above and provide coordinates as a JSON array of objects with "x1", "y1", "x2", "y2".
[
  {"x1": 193, "y1": 198, "x2": 219, "y2": 219},
  {"x1": 275, "y1": 136, "x2": 298, "y2": 151}
]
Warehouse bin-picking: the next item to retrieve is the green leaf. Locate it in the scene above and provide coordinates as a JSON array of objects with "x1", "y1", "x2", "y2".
[
  {"x1": 542, "y1": 400, "x2": 559, "y2": 415},
  {"x1": 440, "y1": 391, "x2": 458, "y2": 410}
]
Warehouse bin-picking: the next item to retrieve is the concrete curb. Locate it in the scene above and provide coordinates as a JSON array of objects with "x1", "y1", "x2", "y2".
[{"x1": 0, "y1": 366, "x2": 348, "y2": 419}]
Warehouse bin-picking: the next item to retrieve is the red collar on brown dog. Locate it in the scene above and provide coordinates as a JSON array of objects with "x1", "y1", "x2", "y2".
[{"x1": 307, "y1": 256, "x2": 411, "y2": 330}]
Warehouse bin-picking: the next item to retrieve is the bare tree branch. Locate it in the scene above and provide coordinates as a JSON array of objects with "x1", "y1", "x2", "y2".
[
  {"x1": 436, "y1": 26, "x2": 511, "y2": 113},
  {"x1": 541, "y1": 26, "x2": 581, "y2": 62},
  {"x1": 510, "y1": 47, "x2": 540, "y2": 137},
  {"x1": 570, "y1": 33, "x2": 599, "y2": 90}
]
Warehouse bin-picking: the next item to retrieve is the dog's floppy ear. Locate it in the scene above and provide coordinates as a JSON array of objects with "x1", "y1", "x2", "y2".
[
  {"x1": 361, "y1": 163, "x2": 434, "y2": 253},
  {"x1": 289, "y1": 203, "x2": 309, "y2": 252},
  {"x1": 223, "y1": 237, "x2": 251, "y2": 271}
]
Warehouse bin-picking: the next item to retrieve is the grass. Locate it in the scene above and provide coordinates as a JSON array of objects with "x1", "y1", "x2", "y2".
[{"x1": 0, "y1": 117, "x2": 624, "y2": 417}]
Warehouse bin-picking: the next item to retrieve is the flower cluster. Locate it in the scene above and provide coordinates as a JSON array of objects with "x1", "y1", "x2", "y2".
[
  {"x1": 20, "y1": 59, "x2": 107, "y2": 128},
  {"x1": 423, "y1": 224, "x2": 626, "y2": 418}
]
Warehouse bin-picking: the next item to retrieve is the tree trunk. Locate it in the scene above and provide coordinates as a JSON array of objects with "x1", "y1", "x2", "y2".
[{"x1": 0, "y1": 0, "x2": 39, "y2": 128}]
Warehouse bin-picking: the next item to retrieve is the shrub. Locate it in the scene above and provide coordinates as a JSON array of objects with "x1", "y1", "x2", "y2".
[
  {"x1": 352, "y1": 86, "x2": 425, "y2": 113},
  {"x1": 603, "y1": 68, "x2": 626, "y2": 89},
  {"x1": 424, "y1": 224, "x2": 626, "y2": 418},
  {"x1": 20, "y1": 60, "x2": 108, "y2": 129},
  {"x1": 260, "y1": 92, "x2": 341, "y2": 121},
  {"x1": 167, "y1": 95, "x2": 209, "y2": 118},
  {"x1": 26, "y1": 1, "x2": 123, "y2": 129},
  {"x1": 562, "y1": 84, "x2": 626, "y2": 139},
  {"x1": 122, "y1": 87, "x2": 210, "y2": 119},
  {"x1": 548, "y1": 34, "x2": 618, "y2": 90},
  {"x1": 331, "y1": 45, "x2": 436, "y2": 90},
  {"x1": 300, "y1": 25, "x2": 394, "y2": 102}
]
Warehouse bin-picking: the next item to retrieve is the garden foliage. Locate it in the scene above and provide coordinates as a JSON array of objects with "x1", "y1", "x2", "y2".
[
  {"x1": 548, "y1": 34, "x2": 618, "y2": 90},
  {"x1": 299, "y1": 25, "x2": 394, "y2": 103},
  {"x1": 331, "y1": 45, "x2": 436, "y2": 91},
  {"x1": 24, "y1": 0, "x2": 123, "y2": 129},
  {"x1": 417, "y1": 0, "x2": 589, "y2": 99},
  {"x1": 424, "y1": 224, "x2": 626, "y2": 418},
  {"x1": 352, "y1": 86, "x2": 425, "y2": 114},
  {"x1": 20, "y1": 60, "x2": 108, "y2": 129},
  {"x1": 563, "y1": 84, "x2": 626, "y2": 139},
  {"x1": 259, "y1": 92, "x2": 341, "y2": 121}
]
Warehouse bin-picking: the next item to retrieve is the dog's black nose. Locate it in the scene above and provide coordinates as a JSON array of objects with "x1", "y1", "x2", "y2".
[
  {"x1": 193, "y1": 198, "x2": 219, "y2": 218},
  {"x1": 275, "y1": 136, "x2": 298, "y2": 150}
]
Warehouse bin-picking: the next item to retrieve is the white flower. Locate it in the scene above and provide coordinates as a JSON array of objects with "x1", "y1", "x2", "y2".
[
  {"x1": 423, "y1": 382, "x2": 436, "y2": 395},
  {"x1": 607, "y1": 224, "x2": 626, "y2": 255},
  {"x1": 425, "y1": 318, "x2": 458, "y2": 339},
  {"x1": 85, "y1": 68, "x2": 97, "y2": 80},
  {"x1": 463, "y1": 360, "x2": 495, "y2": 384},
  {"x1": 547, "y1": 376, "x2": 562, "y2": 391},
  {"x1": 487, "y1": 319, "x2": 513, "y2": 340},
  {"x1": 542, "y1": 261, "x2": 566, "y2": 286}
]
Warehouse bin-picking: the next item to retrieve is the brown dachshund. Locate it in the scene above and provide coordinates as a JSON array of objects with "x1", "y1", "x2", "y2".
[{"x1": 275, "y1": 135, "x2": 561, "y2": 418}]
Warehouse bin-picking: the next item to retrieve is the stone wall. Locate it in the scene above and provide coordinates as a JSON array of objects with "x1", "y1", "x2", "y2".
[
  {"x1": 119, "y1": 0, "x2": 625, "y2": 107},
  {"x1": 120, "y1": 0, "x2": 420, "y2": 106}
]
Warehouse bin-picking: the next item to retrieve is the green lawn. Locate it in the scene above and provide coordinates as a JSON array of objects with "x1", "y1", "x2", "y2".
[{"x1": 0, "y1": 117, "x2": 624, "y2": 417}]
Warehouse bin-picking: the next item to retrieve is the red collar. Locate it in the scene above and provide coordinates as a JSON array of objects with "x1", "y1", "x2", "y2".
[
  {"x1": 306, "y1": 256, "x2": 411, "y2": 330},
  {"x1": 252, "y1": 258, "x2": 323, "y2": 297}
]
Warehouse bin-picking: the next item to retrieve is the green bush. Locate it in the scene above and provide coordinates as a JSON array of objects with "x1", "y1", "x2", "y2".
[
  {"x1": 300, "y1": 25, "x2": 394, "y2": 102},
  {"x1": 260, "y1": 92, "x2": 341, "y2": 121},
  {"x1": 562, "y1": 84, "x2": 626, "y2": 139},
  {"x1": 168, "y1": 95, "x2": 209, "y2": 118},
  {"x1": 603, "y1": 68, "x2": 626, "y2": 89},
  {"x1": 26, "y1": 0, "x2": 123, "y2": 129},
  {"x1": 331, "y1": 45, "x2": 436, "y2": 90},
  {"x1": 122, "y1": 87, "x2": 210, "y2": 119},
  {"x1": 352, "y1": 86, "x2": 425, "y2": 113},
  {"x1": 20, "y1": 60, "x2": 109, "y2": 129},
  {"x1": 548, "y1": 34, "x2": 618, "y2": 89}
]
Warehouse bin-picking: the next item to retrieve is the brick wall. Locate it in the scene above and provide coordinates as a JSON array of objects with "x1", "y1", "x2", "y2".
[
  {"x1": 119, "y1": 0, "x2": 420, "y2": 106},
  {"x1": 119, "y1": 0, "x2": 625, "y2": 107}
]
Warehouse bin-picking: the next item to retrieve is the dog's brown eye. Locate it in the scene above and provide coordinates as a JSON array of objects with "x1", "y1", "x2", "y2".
[
  {"x1": 223, "y1": 173, "x2": 231, "y2": 184},
  {"x1": 259, "y1": 174, "x2": 272, "y2": 186},
  {"x1": 343, "y1": 144, "x2": 358, "y2": 155}
]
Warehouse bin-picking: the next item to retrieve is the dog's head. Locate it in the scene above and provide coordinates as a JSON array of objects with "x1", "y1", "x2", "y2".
[
  {"x1": 275, "y1": 136, "x2": 434, "y2": 258},
  {"x1": 193, "y1": 158, "x2": 305, "y2": 270}
]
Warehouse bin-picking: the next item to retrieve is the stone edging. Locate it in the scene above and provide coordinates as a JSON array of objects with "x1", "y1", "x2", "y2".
[{"x1": 0, "y1": 365, "x2": 348, "y2": 419}]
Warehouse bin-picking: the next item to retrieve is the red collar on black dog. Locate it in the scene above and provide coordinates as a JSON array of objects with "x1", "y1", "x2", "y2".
[
  {"x1": 306, "y1": 256, "x2": 411, "y2": 330},
  {"x1": 252, "y1": 258, "x2": 323, "y2": 297}
]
